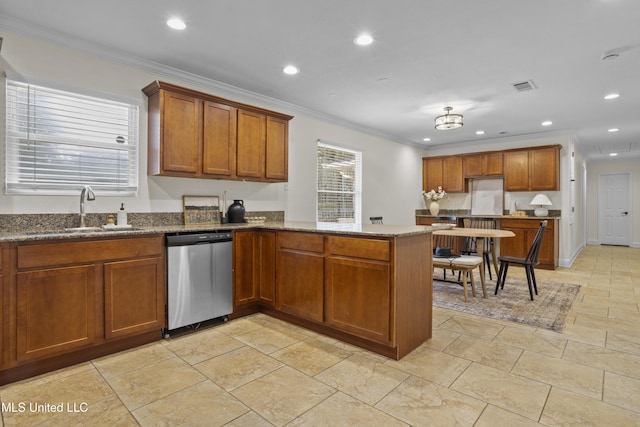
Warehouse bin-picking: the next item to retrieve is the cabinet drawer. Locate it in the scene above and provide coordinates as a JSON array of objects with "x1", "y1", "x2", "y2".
[
  {"x1": 327, "y1": 236, "x2": 390, "y2": 262},
  {"x1": 17, "y1": 235, "x2": 164, "y2": 270},
  {"x1": 277, "y1": 232, "x2": 324, "y2": 253}
]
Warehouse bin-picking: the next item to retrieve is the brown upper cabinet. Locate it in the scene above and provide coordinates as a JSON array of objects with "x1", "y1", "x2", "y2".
[
  {"x1": 463, "y1": 152, "x2": 503, "y2": 177},
  {"x1": 143, "y1": 81, "x2": 293, "y2": 182},
  {"x1": 504, "y1": 145, "x2": 560, "y2": 191},
  {"x1": 422, "y1": 156, "x2": 464, "y2": 193}
]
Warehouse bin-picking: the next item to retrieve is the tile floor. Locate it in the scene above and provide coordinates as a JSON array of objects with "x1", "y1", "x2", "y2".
[{"x1": 1, "y1": 244, "x2": 639, "y2": 426}]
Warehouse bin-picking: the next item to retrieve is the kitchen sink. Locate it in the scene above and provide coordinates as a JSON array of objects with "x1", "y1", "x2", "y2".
[{"x1": 63, "y1": 227, "x2": 104, "y2": 233}]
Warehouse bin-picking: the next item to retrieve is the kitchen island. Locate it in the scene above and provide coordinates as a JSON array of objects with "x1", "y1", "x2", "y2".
[{"x1": 232, "y1": 221, "x2": 434, "y2": 360}]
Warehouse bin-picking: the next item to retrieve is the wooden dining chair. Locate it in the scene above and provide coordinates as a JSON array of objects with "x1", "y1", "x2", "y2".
[
  {"x1": 433, "y1": 254, "x2": 486, "y2": 301},
  {"x1": 369, "y1": 216, "x2": 383, "y2": 224},
  {"x1": 460, "y1": 217, "x2": 497, "y2": 279},
  {"x1": 494, "y1": 220, "x2": 547, "y2": 300}
]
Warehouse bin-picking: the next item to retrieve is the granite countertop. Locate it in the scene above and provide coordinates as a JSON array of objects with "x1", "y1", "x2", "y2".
[{"x1": 0, "y1": 221, "x2": 433, "y2": 243}]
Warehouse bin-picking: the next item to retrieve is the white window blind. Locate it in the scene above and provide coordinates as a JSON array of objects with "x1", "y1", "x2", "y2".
[
  {"x1": 5, "y1": 76, "x2": 139, "y2": 195},
  {"x1": 317, "y1": 141, "x2": 362, "y2": 223}
]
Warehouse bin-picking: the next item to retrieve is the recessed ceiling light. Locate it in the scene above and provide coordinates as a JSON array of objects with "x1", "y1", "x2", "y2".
[
  {"x1": 609, "y1": 153, "x2": 618, "y2": 156},
  {"x1": 604, "y1": 93, "x2": 620, "y2": 100},
  {"x1": 475, "y1": 130, "x2": 485, "y2": 135},
  {"x1": 423, "y1": 137, "x2": 431, "y2": 142},
  {"x1": 283, "y1": 65, "x2": 299, "y2": 75},
  {"x1": 354, "y1": 34, "x2": 373, "y2": 46},
  {"x1": 541, "y1": 121, "x2": 553, "y2": 126},
  {"x1": 608, "y1": 128, "x2": 619, "y2": 132},
  {"x1": 167, "y1": 18, "x2": 186, "y2": 30}
]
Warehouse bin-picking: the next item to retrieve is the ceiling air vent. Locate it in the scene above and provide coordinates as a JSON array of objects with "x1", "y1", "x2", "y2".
[{"x1": 512, "y1": 80, "x2": 536, "y2": 92}]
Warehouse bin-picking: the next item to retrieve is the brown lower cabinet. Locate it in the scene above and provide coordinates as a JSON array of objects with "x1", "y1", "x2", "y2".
[
  {"x1": 499, "y1": 218, "x2": 558, "y2": 270},
  {"x1": 1, "y1": 235, "x2": 165, "y2": 385},
  {"x1": 233, "y1": 230, "x2": 276, "y2": 309},
  {"x1": 233, "y1": 229, "x2": 433, "y2": 360}
]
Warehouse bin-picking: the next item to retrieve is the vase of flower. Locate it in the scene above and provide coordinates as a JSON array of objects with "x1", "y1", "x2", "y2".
[
  {"x1": 429, "y1": 201, "x2": 440, "y2": 216},
  {"x1": 423, "y1": 186, "x2": 447, "y2": 216}
]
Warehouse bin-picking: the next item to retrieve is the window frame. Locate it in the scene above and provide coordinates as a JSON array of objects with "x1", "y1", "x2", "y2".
[
  {"x1": 316, "y1": 140, "x2": 362, "y2": 224},
  {"x1": 4, "y1": 71, "x2": 140, "y2": 196}
]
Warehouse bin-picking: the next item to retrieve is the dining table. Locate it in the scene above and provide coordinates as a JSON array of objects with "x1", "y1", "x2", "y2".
[{"x1": 432, "y1": 227, "x2": 516, "y2": 286}]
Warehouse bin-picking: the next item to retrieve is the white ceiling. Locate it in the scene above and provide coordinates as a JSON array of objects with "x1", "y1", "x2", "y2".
[{"x1": 1, "y1": 0, "x2": 639, "y2": 161}]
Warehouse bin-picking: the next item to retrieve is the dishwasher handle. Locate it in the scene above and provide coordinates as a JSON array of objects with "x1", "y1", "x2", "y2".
[{"x1": 166, "y1": 232, "x2": 233, "y2": 246}]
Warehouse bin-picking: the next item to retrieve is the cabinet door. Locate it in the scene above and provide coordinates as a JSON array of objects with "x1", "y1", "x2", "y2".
[
  {"x1": 504, "y1": 150, "x2": 530, "y2": 191},
  {"x1": 423, "y1": 158, "x2": 443, "y2": 192},
  {"x1": 530, "y1": 146, "x2": 559, "y2": 191},
  {"x1": 257, "y1": 232, "x2": 276, "y2": 306},
  {"x1": 276, "y1": 233, "x2": 324, "y2": 323},
  {"x1": 233, "y1": 231, "x2": 259, "y2": 307},
  {"x1": 484, "y1": 152, "x2": 504, "y2": 176},
  {"x1": 463, "y1": 155, "x2": 484, "y2": 177},
  {"x1": 499, "y1": 226, "x2": 526, "y2": 258},
  {"x1": 16, "y1": 265, "x2": 98, "y2": 361},
  {"x1": 233, "y1": 230, "x2": 276, "y2": 308},
  {"x1": 265, "y1": 116, "x2": 288, "y2": 181},
  {"x1": 104, "y1": 257, "x2": 165, "y2": 340},
  {"x1": 443, "y1": 156, "x2": 464, "y2": 192},
  {"x1": 202, "y1": 101, "x2": 237, "y2": 177},
  {"x1": 161, "y1": 90, "x2": 202, "y2": 174},
  {"x1": 236, "y1": 109, "x2": 266, "y2": 178},
  {"x1": 325, "y1": 257, "x2": 391, "y2": 344}
]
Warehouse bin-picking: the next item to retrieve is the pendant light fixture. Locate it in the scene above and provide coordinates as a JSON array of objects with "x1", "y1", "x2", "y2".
[{"x1": 434, "y1": 106, "x2": 463, "y2": 130}]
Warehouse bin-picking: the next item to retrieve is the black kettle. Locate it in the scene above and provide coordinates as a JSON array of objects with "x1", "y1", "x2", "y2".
[{"x1": 227, "y1": 199, "x2": 246, "y2": 223}]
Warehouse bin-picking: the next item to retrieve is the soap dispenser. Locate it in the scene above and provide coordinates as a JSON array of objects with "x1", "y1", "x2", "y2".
[{"x1": 117, "y1": 203, "x2": 128, "y2": 226}]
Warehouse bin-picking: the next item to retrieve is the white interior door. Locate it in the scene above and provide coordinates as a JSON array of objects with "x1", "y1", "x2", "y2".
[{"x1": 598, "y1": 173, "x2": 631, "y2": 246}]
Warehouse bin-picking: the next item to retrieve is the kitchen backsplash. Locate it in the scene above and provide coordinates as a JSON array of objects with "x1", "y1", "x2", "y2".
[{"x1": 0, "y1": 211, "x2": 285, "y2": 232}]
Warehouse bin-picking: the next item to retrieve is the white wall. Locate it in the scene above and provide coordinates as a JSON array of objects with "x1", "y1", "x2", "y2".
[
  {"x1": 0, "y1": 31, "x2": 425, "y2": 224},
  {"x1": 586, "y1": 159, "x2": 640, "y2": 247}
]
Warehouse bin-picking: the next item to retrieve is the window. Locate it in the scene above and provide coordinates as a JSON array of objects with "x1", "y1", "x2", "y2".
[
  {"x1": 317, "y1": 141, "x2": 362, "y2": 223},
  {"x1": 5, "y1": 74, "x2": 139, "y2": 195}
]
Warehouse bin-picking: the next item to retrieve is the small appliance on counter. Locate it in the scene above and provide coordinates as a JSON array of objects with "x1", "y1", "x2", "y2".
[{"x1": 227, "y1": 199, "x2": 246, "y2": 223}]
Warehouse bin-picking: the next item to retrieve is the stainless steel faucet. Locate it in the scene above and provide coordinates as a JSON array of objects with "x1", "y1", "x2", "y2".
[{"x1": 79, "y1": 185, "x2": 96, "y2": 228}]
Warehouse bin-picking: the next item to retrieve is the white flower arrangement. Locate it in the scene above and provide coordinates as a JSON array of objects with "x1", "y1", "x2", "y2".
[{"x1": 423, "y1": 186, "x2": 447, "y2": 201}]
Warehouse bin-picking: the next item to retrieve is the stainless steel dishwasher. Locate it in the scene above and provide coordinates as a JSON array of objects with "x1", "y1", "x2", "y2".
[{"x1": 165, "y1": 231, "x2": 233, "y2": 336}]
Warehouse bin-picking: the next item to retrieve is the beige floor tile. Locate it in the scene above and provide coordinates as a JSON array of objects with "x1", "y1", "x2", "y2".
[
  {"x1": 92, "y1": 342, "x2": 176, "y2": 380},
  {"x1": 511, "y1": 351, "x2": 604, "y2": 399},
  {"x1": 1, "y1": 369, "x2": 123, "y2": 426},
  {"x1": 231, "y1": 324, "x2": 308, "y2": 354},
  {"x1": 494, "y1": 326, "x2": 567, "y2": 358},
  {"x1": 0, "y1": 362, "x2": 93, "y2": 392},
  {"x1": 438, "y1": 315, "x2": 505, "y2": 340},
  {"x1": 231, "y1": 366, "x2": 334, "y2": 426},
  {"x1": 541, "y1": 387, "x2": 639, "y2": 426},
  {"x1": 386, "y1": 344, "x2": 471, "y2": 387},
  {"x1": 214, "y1": 315, "x2": 265, "y2": 336},
  {"x1": 603, "y1": 372, "x2": 640, "y2": 413},
  {"x1": 561, "y1": 321, "x2": 607, "y2": 347},
  {"x1": 161, "y1": 327, "x2": 245, "y2": 365},
  {"x1": 270, "y1": 337, "x2": 351, "y2": 376},
  {"x1": 424, "y1": 326, "x2": 462, "y2": 351},
  {"x1": 474, "y1": 404, "x2": 541, "y2": 427},
  {"x1": 106, "y1": 357, "x2": 206, "y2": 410},
  {"x1": 444, "y1": 334, "x2": 523, "y2": 371},
  {"x1": 450, "y1": 363, "x2": 550, "y2": 421},
  {"x1": 195, "y1": 345, "x2": 283, "y2": 391},
  {"x1": 563, "y1": 340, "x2": 640, "y2": 379},
  {"x1": 289, "y1": 391, "x2": 408, "y2": 427},
  {"x1": 132, "y1": 380, "x2": 248, "y2": 426},
  {"x1": 223, "y1": 410, "x2": 272, "y2": 426},
  {"x1": 375, "y1": 375, "x2": 486, "y2": 427},
  {"x1": 607, "y1": 330, "x2": 640, "y2": 355},
  {"x1": 573, "y1": 312, "x2": 637, "y2": 335},
  {"x1": 314, "y1": 352, "x2": 410, "y2": 405}
]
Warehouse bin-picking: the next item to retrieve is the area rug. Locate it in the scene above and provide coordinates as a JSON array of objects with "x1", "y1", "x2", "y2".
[{"x1": 433, "y1": 277, "x2": 581, "y2": 332}]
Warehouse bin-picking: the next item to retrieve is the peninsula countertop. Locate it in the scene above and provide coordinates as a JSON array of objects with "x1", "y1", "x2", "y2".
[{"x1": 0, "y1": 221, "x2": 434, "y2": 243}]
